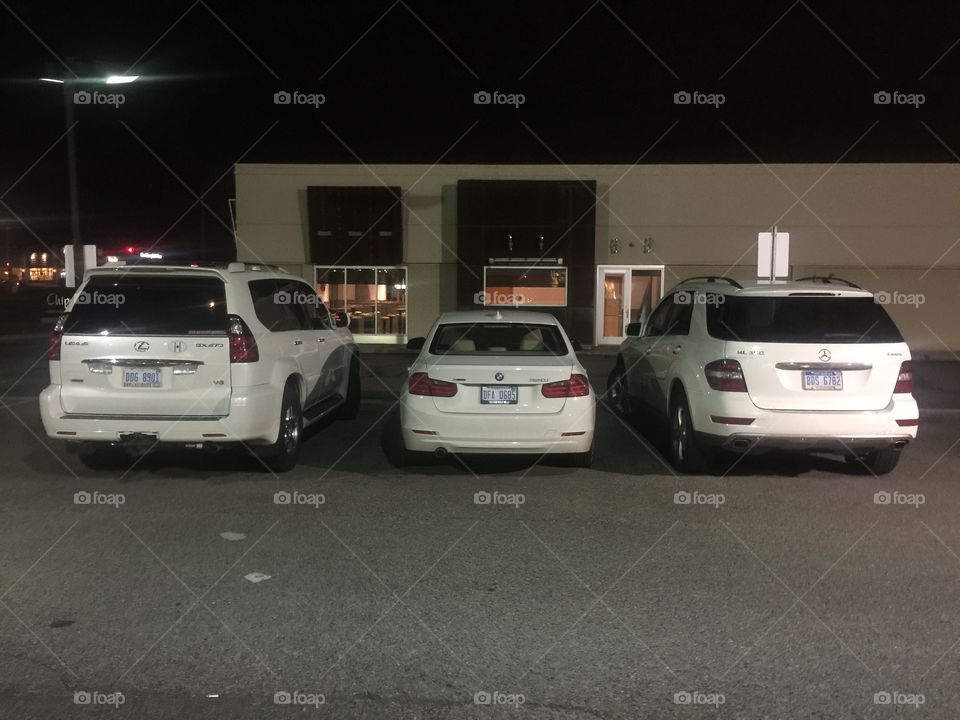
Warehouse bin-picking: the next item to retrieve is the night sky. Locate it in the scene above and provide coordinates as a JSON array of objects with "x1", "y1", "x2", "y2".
[{"x1": 2, "y1": 0, "x2": 959, "y2": 260}]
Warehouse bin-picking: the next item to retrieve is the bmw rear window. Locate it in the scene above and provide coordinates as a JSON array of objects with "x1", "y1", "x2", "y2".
[
  {"x1": 706, "y1": 296, "x2": 903, "y2": 343},
  {"x1": 430, "y1": 323, "x2": 568, "y2": 354},
  {"x1": 63, "y1": 276, "x2": 228, "y2": 335}
]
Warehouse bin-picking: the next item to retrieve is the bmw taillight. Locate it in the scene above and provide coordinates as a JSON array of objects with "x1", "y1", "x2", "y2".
[
  {"x1": 893, "y1": 361, "x2": 913, "y2": 394},
  {"x1": 408, "y1": 372, "x2": 458, "y2": 397},
  {"x1": 541, "y1": 374, "x2": 591, "y2": 398},
  {"x1": 705, "y1": 359, "x2": 748, "y2": 392},
  {"x1": 48, "y1": 314, "x2": 67, "y2": 360},
  {"x1": 228, "y1": 314, "x2": 259, "y2": 363}
]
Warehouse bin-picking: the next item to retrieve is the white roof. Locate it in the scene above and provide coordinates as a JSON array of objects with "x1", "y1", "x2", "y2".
[{"x1": 437, "y1": 310, "x2": 562, "y2": 325}]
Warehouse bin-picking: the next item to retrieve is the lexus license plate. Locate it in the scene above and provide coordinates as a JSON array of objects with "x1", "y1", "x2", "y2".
[{"x1": 123, "y1": 368, "x2": 162, "y2": 388}]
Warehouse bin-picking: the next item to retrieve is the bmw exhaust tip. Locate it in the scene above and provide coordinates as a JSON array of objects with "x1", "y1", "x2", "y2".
[{"x1": 434, "y1": 447, "x2": 448, "y2": 458}]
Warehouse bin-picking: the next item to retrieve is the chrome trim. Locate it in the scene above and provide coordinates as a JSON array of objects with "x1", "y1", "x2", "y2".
[
  {"x1": 82, "y1": 358, "x2": 205, "y2": 368},
  {"x1": 775, "y1": 362, "x2": 872, "y2": 371}
]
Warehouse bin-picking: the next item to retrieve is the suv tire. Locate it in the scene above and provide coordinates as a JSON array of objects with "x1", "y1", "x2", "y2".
[
  {"x1": 606, "y1": 363, "x2": 634, "y2": 418},
  {"x1": 263, "y1": 383, "x2": 302, "y2": 473},
  {"x1": 668, "y1": 388, "x2": 713, "y2": 474},
  {"x1": 334, "y1": 356, "x2": 361, "y2": 420},
  {"x1": 847, "y1": 447, "x2": 902, "y2": 475}
]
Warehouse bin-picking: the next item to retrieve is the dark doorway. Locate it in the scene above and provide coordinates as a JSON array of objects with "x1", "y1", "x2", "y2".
[{"x1": 456, "y1": 180, "x2": 597, "y2": 344}]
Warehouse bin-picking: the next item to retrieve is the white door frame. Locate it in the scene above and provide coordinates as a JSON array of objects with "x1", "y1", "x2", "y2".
[{"x1": 594, "y1": 264, "x2": 665, "y2": 345}]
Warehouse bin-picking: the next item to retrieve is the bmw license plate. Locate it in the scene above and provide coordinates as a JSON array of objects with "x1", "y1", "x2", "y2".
[
  {"x1": 481, "y1": 385, "x2": 518, "y2": 404},
  {"x1": 802, "y1": 370, "x2": 843, "y2": 391},
  {"x1": 123, "y1": 368, "x2": 162, "y2": 388}
]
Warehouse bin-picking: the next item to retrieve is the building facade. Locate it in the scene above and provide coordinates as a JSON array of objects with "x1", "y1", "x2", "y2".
[{"x1": 235, "y1": 163, "x2": 960, "y2": 353}]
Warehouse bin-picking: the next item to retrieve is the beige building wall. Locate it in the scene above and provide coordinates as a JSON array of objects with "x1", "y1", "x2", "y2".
[{"x1": 235, "y1": 163, "x2": 960, "y2": 352}]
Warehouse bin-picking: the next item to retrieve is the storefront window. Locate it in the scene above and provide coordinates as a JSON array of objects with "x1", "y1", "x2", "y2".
[
  {"x1": 483, "y1": 266, "x2": 567, "y2": 307},
  {"x1": 315, "y1": 266, "x2": 407, "y2": 337}
]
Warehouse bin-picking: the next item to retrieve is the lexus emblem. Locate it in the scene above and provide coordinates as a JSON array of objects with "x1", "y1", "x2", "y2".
[
  {"x1": 494, "y1": 372, "x2": 504, "y2": 381},
  {"x1": 169, "y1": 341, "x2": 186, "y2": 353},
  {"x1": 134, "y1": 341, "x2": 150, "y2": 353},
  {"x1": 818, "y1": 348, "x2": 831, "y2": 362}
]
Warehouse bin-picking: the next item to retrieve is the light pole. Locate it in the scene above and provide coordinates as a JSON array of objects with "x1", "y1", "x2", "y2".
[{"x1": 40, "y1": 67, "x2": 138, "y2": 284}]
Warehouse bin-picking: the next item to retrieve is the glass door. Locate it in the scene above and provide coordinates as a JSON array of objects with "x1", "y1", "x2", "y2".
[{"x1": 595, "y1": 265, "x2": 664, "y2": 345}]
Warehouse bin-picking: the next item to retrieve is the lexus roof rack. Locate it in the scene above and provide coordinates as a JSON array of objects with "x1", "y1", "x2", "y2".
[
  {"x1": 677, "y1": 276, "x2": 744, "y2": 289},
  {"x1": 793, "y1": 274, "x2": 861, "y2": 289}
]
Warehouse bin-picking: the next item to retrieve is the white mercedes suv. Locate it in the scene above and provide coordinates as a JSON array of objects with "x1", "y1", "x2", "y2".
[
  {"x1": 607, "y1": 276, "x2": 919, "y2": 475},
  {"x1": 39, "y1": 263, "x2": 360, "y2": 471},
  {"x1": 399, "y1": 310, "x2": 595, "y2": 466}
]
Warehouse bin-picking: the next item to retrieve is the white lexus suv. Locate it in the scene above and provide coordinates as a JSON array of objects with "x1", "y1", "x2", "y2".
[
  {"x1": 607, "y1": 276, "x2": 918, "y2": 474},
  {"x1": 39, "y1": 262, "x2": 360, "y2": 471},
  {"x1": 399, "y1": 310, "x2": 595, "y2": 466}
]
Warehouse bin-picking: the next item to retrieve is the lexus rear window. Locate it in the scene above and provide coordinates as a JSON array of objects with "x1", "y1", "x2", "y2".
[
  {"x1": 430, "y1": 323, "x2": 568, "y2": 354},
  {"x1": 63, "y1": 276, "x2": 228, "y2": 335},
  {"x1": 706, "y1": 296, "x2": 903, "y2": 343}
]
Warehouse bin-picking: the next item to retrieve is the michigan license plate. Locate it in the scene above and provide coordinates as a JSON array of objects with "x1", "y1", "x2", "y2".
[
  {"x1": 802, "y1": 370, "x2": 843, "y2": 391},
  {"x1": 123, "y1": 369, "x2": 162, "y2": 388},
  {"x1": 481, "y1": 385, "x2": 518, "y2": 404}
]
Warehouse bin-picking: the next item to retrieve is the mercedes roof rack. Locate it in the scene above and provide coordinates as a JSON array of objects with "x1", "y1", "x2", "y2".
[
  {"x1": 794, "y1": 274, "x2": 861, "y2": 289},
  {"x1": 677, "y1": 276, "x2": 744, "y2": 289}
]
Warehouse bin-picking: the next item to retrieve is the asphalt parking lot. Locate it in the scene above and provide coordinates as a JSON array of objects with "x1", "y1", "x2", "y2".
[{"x1": 3, "y1": 336, "x2": 960, "y2": 718}]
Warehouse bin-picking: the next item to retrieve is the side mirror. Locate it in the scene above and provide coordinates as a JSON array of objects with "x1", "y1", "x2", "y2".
[
  {"x1": 571, "y1": 339, "x2": 583, "y2": 352},
  {"x1": 406, "y1": 336, "x2": 425, "y2": 351},
  {"x1": 332, "y1": 310, "x2": 350, "y2": 328},
  {"x1": 626, "y1": 322, "x2": 643, "y2": 337}
]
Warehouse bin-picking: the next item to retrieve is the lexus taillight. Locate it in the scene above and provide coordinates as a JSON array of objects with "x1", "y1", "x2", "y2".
[
  {"x1": 408, "y1": 372, "x2": 458, "y2": 397},
  {"x1": 48, "y1": 314, "x2": 67, "y2": 360},
  {"x1": 541, "y1": 374, "x2": 591, "y2": 398},
  {"x1": 893, "y1": 361, "x2": 913, "y2": 394},
  {"x1": 228, "y1": 314, "x2": 259, "y2": 363},
  {"x1": 705, "y1": 359, "x2": 748, "y2": 392}
]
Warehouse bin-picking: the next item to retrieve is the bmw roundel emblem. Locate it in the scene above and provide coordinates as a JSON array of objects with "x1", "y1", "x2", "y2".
[{"x1": 494, "y1": 372, "x2": 504, "y2": 381}]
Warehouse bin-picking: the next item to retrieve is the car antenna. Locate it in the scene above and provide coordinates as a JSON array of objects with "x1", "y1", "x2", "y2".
[{"x1": 495, "y1": 310, "x2": 503, "y2": 320}]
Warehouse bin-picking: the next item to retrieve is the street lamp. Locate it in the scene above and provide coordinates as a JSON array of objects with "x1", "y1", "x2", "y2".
[{"x1": 40, "y1": 65, "x2": 138, "y2": 285}]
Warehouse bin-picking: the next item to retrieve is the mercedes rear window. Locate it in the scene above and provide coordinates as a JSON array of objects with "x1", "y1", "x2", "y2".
[
  {"x1": 706, "y1": 296, "x2": 903, "y2": 343},
  {"x1": 430, "y1": 323, "x2": 568, "y2": 355},
  {"x1": 63, "y1": 276, "x2": 228, "y2": 335}
]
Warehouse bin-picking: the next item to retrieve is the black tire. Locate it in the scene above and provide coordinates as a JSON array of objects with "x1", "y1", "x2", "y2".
[
  {"x1": 263, "y1": 383, "x2": 302, "y2": 473},
  {"x1": 334, "y1": 357, "x2": 361, "y2": 420},
  {"x1": 846, "y1": 447, "x2": 902, "y2": 475},
  {"x1": 667, "y1": 388, "x2": 712, "y2": 474},
  {"x1": 606, "y1": 363, "x2": 633, "y2": 418}
]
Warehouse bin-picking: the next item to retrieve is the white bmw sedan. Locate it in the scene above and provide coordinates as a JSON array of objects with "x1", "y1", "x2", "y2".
[{"x1": 399, "y1": 311, "x2": 595, "y2": 466}]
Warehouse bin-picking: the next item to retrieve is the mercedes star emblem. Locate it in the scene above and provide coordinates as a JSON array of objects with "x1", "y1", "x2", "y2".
[{"x1": 818, "y1": 348, "x2": 831, "y2": 362}]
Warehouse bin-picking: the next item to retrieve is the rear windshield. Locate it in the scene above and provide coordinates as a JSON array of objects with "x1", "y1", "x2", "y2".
[
  {"x1": 706, "y1": 296, "x2": 903, "y2": 343},
  {"x1": 429, "y1": 323, "x2": 569, "y2": 355},
  {"x1": 63, "y1": 276, "x2": 228, "y2": 335}
]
